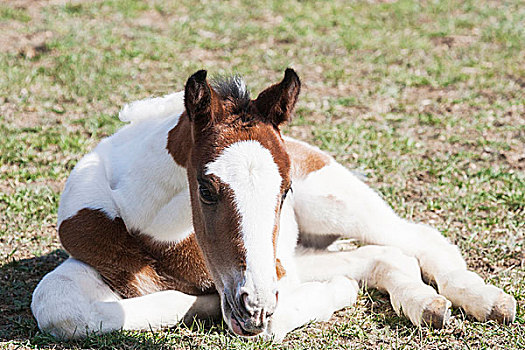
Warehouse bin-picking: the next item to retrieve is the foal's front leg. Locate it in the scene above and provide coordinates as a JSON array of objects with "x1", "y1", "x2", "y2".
[
  {"x1": 265, "y1": 277, "x2": 359, "y2": 341},
  {"x1": 32, "y1": 258, "x2": 222, "y2": 339},
  {"x1": 95, "y1": 290, "x2": 221, "y2": 332}
]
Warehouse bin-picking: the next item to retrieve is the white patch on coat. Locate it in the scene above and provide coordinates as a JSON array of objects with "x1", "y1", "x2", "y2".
[
  {"x1": 206, "y1": 140, "x2": 282, "y2": 305},
  {"x1": 58, "y1": 91, "x2": 193, "y2": 243}
]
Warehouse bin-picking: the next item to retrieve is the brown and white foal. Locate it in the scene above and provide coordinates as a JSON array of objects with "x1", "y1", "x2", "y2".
[{"x1": 32, "y1": 69, "x2": 516, "y2": 341}]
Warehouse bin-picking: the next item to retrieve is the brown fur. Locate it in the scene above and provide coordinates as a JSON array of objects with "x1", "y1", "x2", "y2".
[
  {"x1": 59, "y1": 208, "x2": 214, "y2": 298},
  {"x1": 285, "y1": 138, "x2": 331, "y2": 179},
  {"x1": 276, "y1": 259, "x2": 286, "y2": 280},
  {"x1": 253, "y1": 68, "x2": 301, "y2": 126},
  {"x1": 166, "y1": 112, "x2": 192, "y2": 167}
]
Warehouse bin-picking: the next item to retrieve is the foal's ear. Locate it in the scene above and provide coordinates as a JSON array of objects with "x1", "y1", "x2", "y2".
[
  {"x1": 184, "y1": 70, "x2": 215, "y2": 128},
  {"x1": 254, "y1": 68, "x2": 301, "y2": 126}
]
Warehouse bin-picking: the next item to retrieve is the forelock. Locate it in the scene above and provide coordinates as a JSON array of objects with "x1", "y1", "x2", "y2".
[{"x1": 211, "y1": 75, "x2": 250, "y2": 112}]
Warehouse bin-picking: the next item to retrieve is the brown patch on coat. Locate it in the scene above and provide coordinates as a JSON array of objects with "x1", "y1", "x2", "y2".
[
  {"x1": 275, "y1": 259, "x2": 286, "y2": 280},
  {"x1": 138, "y1": 232, "x2": 215, "y2": 295},
  {"x1": 284, "y1": 138, "x2": 331, "y2": 179},
  {"x1": 59, "y1": 208, "x2": 214, "y2": 298},
  {"x1": 185, "y1": 172, "x2": 248, "y2": 284}
]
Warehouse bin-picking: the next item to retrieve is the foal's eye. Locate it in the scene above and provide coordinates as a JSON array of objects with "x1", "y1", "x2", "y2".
[{"x1": 199, "y1": 185, "x2": 217, "y2": 205}]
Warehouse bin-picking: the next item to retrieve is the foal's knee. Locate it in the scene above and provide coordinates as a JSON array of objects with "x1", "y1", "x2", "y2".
[
  {"x1": 360, "y1": 245, "x2": 422, "y2": 280},
  {"x1": 407, "y1": 223, "x2": 467, "y2": 276},
  {"x1": 32, "y1": 273, "x2": 92, "y2": 339}
]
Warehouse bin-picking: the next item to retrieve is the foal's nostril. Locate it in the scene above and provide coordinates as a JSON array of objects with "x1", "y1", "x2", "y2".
[{"x1": 240, "y1": 292, "x2": 253, "y2": 316}]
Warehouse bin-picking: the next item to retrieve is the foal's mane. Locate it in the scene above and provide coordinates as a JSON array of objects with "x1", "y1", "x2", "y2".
[{"x1": 211, "y1": 75, "x2": 251, "y2": 113}]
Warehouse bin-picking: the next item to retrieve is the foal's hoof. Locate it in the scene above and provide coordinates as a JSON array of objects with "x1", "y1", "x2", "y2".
[
  {"x1": 422, "y1": 297, "x2": 451, "y2": 329},
  {"x1": 486, "y1": 292, "x2": 516, "y2": 324}
]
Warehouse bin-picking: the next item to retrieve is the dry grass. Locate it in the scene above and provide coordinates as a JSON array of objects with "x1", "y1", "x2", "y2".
[{"x1": 0, "y1": 0, "x2": 523, "y2": 348}]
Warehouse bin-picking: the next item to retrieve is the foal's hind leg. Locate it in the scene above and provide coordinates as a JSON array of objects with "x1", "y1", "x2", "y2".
[{"x1": 290, "y1": 152, "x2": 516, "y2": 324}]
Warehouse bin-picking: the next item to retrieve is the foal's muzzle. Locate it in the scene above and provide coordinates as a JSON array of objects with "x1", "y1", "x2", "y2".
[{"x1": 224, "y1": 285, "x2": 278, "y2": 336}]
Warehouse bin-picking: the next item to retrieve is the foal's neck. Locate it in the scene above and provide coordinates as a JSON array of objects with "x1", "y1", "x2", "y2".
[{"x1": 167, "y1": 112, "x2": 192, "y2": 168}]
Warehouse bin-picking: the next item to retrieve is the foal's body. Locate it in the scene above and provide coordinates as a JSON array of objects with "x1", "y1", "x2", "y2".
[{"x1": 32, "y1": 72, "x2": 515, "y2": 341}]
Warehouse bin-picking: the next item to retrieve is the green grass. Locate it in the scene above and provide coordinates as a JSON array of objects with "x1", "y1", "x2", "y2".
[
  {"x1": 0, "y1": 4, "x2": 31, "y2": 23},
  {"x1": 1, "y1": 0, "x2": 524, "y2": 348}
]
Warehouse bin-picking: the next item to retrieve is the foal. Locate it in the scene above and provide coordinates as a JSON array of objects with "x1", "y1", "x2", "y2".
[{"x1": 32, "y1": 69, "x2": 516, "y2": 341}]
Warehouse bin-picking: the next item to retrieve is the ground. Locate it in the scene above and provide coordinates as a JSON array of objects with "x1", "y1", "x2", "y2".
[{"x1": 0, "y1": 0, "x2": 523, "y2": 349}]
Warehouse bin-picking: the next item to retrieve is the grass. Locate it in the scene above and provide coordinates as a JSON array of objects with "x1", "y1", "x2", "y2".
[{"x1": 0, "y1": 0, "x2": 523, "y2": 348}]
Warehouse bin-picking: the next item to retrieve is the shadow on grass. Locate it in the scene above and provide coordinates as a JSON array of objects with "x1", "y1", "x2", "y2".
[{"x1": 0, "y1": 249, "x2": 68, "y2": 343}]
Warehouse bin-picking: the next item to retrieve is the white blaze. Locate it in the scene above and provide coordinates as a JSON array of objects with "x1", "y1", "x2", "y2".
[{"x1": 206, "y1": 140, "x2": 282, "y2": 302}]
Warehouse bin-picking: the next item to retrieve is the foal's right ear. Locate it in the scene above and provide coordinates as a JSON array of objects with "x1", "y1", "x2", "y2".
[
  {"x1": 184, "y1": 70, "x2": 214, "y2": 128},
  {"x1": 254, "y1": 68, "x2": 301, "y2": 127}
]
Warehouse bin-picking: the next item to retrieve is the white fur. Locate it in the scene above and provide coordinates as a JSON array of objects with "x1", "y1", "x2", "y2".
[
  {"x1": 206, "y1": 140, "x2": 282, "y2": 307},
  {"x1": 31, "y1": 258, "x2": 122, "y2": 339},
  {"x1": 119, "y1": 91, "x2": 185, "y2": 123},
  {"x1": 267, "y1": 276, "x2": 359, "y2": 342}
]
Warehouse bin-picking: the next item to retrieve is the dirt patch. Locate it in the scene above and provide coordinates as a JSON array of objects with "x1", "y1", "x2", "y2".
[
  {"x1": 431, "y1": 35, "x2": 478, "y2": 48},
  {"x1": 135, "y1": 9, "x2": 170, "y2": 30},
  {"x1": 0, "y1": 0, "x2": 63, "y2": 57},
  {"x1": 0, "y1": 30, "x2": 53, "y2": 58},
  {"x1": 502, "y1": 147, "x2": 525, "y2": 169},
  {"x1": 401, "y1": 85, "x2": 462, "y2": 105}
]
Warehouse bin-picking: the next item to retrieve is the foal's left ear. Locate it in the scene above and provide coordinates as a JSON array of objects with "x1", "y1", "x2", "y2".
[
  {"x1": 184, "y1": 69, "x2": 215, "y2": 128},
  {"x1": 254, "y1": 68, "x2": 301, "y2": 126}
]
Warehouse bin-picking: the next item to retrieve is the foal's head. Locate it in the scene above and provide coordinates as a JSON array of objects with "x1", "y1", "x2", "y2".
[{"x1": 183, "y1": 69, "x2": 300, "y2": 336}]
